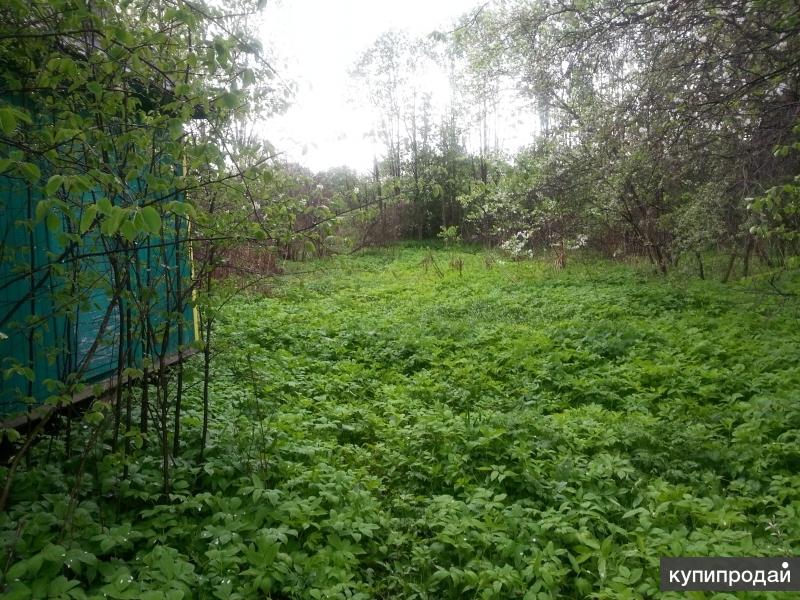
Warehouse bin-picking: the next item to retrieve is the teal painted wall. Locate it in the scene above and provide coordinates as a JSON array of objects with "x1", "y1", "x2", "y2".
[{"x1": 0, "y1": 174, "x2": 195, "y2": 419}]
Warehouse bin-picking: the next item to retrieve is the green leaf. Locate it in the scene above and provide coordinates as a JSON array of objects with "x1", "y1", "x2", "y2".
[
  {"x1": 68, "y1": 174, "x2": 93, "y2": 193},
  {"x1": 55, "y1": 128, "x2": 80, "y2": 144},
  {"x1": 141, "y1": 206, "x2": 161, "y2": 233},
  {"x1": 12, "y1": 107, "x2": 31, "y2": 124},
  {"x1": 2, "y1": 427, "x2": 20, "y2": 443},
  {"x1": 45, "y1": 175, "x2": 63, "y2": 196},
  {"x1": 169, "y1": 121, "x2": 184, "y2": 140},
  {"x1": 46, "y1": 212, "x2": 61, "y2": 232},
  {"x1": 111, "y1": 26, "x2": 135, "y2": 46},
  {"x1": 120, "y1": 219, "x2": 137, "y2": 242},
  {"x1": 219, "y1": 92, "x2": 239, "y2": 108},
  {"x1": 101, "y1": 206, "x2": 126, "y2": 236},
  {"x1": 80, "y1": 205, "x2": 98, "y2": 234},
  {"x1": 133, "y1": 210, "x2": 146, "y2": 232},
  {"x1": 166, "y1": 201, "x2": 196, "y2": 219},
  {"x1": 19, "y1": 162, "x2": 41, "y2": 183},
  {"x1": 42, "y1": 543, "x2": 67, "y2": 564},
  {"x1": 97, "y1": 197, "x2": 113, "y2": 215},
  {"x1": 35, "y1": 200, "x2": 50, "y2": 222},
  {"x1": 6, "y1": 559, "x2": 27, "y2": 580},
  {"x1": 2, "y1": 582, "x2": 30, "y2": 600},
  {"x1": 774, "y1": 145, "x2": 790, "y2": 158},
  {"x1": 111, "y1": 206, "x2": 127, "y2": 229},
  {"x1": 140, "y1": 206, "x2": 162, "y2": 234},
  {"x1": 242, "y1": 68, "x2": 256, "y2": 87},
  {"x1": 214, "y1": 38, "x2": 227, "y2": 59},
  {"x1": 0, "y1": 108, "x2": 17, "y2": 134}
]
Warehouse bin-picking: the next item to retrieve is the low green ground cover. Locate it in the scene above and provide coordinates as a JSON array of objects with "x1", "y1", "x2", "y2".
[{"x1": 2, "y1": 246, "x2": 800, "y2": 599}]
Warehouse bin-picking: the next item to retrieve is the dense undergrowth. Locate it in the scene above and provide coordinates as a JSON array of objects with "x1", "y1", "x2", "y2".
[{"x1": 2, "y1": 246, "x2": 800, "y2": 599}]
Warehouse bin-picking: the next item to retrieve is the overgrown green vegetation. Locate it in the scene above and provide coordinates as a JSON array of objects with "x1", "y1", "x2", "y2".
[{"x1": 3, "y1": 246, "x2": 799, "y2": 599}]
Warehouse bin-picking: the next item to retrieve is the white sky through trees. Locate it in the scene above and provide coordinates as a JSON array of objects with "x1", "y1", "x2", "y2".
[{"x1": 258, "y1": 0, "x2": 497, "y2": 173}]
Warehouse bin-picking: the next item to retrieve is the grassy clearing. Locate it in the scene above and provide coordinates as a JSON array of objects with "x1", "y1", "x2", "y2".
[{"x1": 3, "y1": 246, "x2": 800, "y2": 599}]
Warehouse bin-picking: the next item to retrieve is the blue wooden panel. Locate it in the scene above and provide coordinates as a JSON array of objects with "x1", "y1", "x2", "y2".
[
  {"x1": 0, "y1": 175, "x2": 195, "y2": 419},
  {"x1": 0, "y1": 175, "x2": 61, "y2": 415}
]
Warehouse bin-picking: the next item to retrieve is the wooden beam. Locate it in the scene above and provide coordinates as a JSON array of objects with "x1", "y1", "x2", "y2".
[{"x1": 1, "y1": 349, "x2": 197, "y2": 430}]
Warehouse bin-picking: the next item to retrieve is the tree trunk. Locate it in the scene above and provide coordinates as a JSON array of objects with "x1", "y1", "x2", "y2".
[
  {"x1": 172, "y1": 216, "x2": 184, "y2": 458},
  {"x1": 742, "y1": 236, "x2": 753, "y2": 278},
  {"x1": 200, "y1": 268, "x2": 213, "y2": 461},
  {"x1": 373, "y1": 156, "x2": 385, "y2": 243},
  {"x1": 722, "y1": 252, "x2": 737, "y2": 283}
]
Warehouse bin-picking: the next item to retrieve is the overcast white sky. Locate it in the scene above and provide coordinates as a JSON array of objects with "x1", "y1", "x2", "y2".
[{"x1": 258, "y1": 0, "x2": 485, "y2": 173}]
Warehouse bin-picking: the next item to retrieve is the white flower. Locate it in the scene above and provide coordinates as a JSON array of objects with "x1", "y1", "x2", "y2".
[
  {"x1": 316, "y1": 183, "x2": 324, "y2": 190},
  {"x1": 566, "y1": 234, "x2": 588, "y2": 250}
]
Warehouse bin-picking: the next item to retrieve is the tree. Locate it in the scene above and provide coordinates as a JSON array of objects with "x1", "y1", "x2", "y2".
[
  {"x1": 450, "y1": 0, "x2": 800, "y2": 271},
  {"x1": 0, "y1": 0, "x2": 286, "y2": 503}
]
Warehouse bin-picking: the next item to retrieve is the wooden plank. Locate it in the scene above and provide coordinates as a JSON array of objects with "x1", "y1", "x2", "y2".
[{"x1": 1, "y1": 349, "x2": 197, "y2": 430}]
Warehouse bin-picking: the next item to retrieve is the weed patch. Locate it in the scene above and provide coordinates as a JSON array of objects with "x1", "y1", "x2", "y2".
[{"x1": 2, "y1": 247, "x2": 800, "y2": 599}]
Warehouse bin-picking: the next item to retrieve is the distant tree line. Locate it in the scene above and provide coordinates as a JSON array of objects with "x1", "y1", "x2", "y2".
[{"x1": 337, "y1": 0, "x2": 799, "y2": 277}]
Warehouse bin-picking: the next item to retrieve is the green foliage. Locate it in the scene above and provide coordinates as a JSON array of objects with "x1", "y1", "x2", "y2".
[
  {"x1": 3, "y1": 247, "x2": 799, "y2": 598},
  {"x1": 429, "y1": 0, "x2": 800, "y2": 269},
  {"x1": 437, "y1": 225, "x2": 461, "y2": 246},
  {"x1": 750, "y1": 122, "x2": 800, "y2": 243}
]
